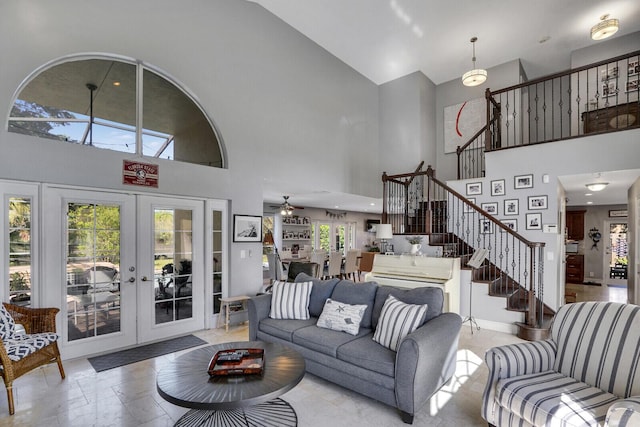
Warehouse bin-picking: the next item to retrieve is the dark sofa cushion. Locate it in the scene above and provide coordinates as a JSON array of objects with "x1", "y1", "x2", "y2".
[
  {"x1": 372, "y1": 286, "x2": 443, "y2": 328},
  {"x1": 294, "y1": 273, "x2": 339, "y2": 317},
  {"x1": 293, "y1": 325, "x2": 371, "y2": 357},
  {"x1": 330, "y1": 280, "x2": 378, "y2": 329},
  {"x1": 337, "y1": 333, "x2": 396, "y2": 377}
]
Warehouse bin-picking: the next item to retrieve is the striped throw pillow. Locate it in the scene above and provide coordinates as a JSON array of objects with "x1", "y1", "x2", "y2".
[
  {"x1": 373, "y1": 294, "x2": 428, "y2": 351},
  {"x1": 269, "y1": 281, "x2": 313, "y2": 320}
]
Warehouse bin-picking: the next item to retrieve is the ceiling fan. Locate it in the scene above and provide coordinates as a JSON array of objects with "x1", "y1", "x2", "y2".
[{"x1": 270, "y1": 196, "x2": 304, "y2": 216}]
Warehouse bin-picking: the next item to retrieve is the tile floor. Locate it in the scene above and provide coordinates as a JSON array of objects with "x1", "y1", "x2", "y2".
[{"x1": 0, "y1": 324, "x2": 523, "y2": 427}]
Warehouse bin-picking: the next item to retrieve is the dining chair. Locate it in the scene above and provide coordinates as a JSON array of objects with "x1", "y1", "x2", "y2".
[
  {"x1": 309, "y1": 252, "x2": 326, "y2": 278},
  {"x1": 342, "y1": 249, "x2": 359, "y2": 281},
  {"x1": 324, "y1": 252, "x2": 343, "y2": 279},
  {"x1": 286, "y1": 261, "x2": 319, "y2": 281},
  {"x1": 358, "y1": 251, "x2": 377, "y2": 281}
]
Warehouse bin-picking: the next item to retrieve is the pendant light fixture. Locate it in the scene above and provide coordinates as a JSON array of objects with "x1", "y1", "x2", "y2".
[
  {"x1": 462, "y1": 37, "x2": 487, "y2": 87},
  {"x1": 591, "y1": 14, "x2": 619, "y2": 41}
]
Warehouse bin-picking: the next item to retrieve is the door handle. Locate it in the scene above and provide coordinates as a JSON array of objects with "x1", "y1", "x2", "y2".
[
  {"x1": 128, "y1": 277, "x2": 135, "y2": 283},
  {"x1": 141, "y1": 276, "x2": 149, "y2": 281}
]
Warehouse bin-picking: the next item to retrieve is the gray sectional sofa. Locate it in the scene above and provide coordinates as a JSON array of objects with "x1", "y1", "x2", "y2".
[{"x1": 248, "y1": 273, "x2": 462, "y2": 424}]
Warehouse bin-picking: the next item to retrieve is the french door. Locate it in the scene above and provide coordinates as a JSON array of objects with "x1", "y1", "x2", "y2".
[{"x1": 43, "y1": 188, "x2": 206, "y2": 359}]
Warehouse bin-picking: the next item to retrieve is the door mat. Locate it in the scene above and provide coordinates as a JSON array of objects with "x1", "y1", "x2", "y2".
[
  {"x1": 607, "y1": 284, "x2": 627, "y2": 288},
  {"x1": 88, "y1": 334, "x2": 207, "y2": 372}
]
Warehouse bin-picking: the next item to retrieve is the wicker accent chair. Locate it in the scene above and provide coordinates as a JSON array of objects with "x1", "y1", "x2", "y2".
[{"x1": 0, "y1": 303, "x2": 65, "y2": 415}]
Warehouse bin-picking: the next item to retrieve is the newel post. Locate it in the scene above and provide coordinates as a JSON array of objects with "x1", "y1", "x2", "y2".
[{"x1": 381, "y1": 172, "x2": 388, "y2": 224}]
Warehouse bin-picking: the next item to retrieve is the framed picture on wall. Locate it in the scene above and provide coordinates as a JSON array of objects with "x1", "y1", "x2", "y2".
[
  {"x1": 479, "y1": 219, "x2": 494, "y2": 234},
  {"x1": 466, "y1": 182, "x2": 482, "y2": 196},
  {"x1": 628, "y1": 60, "x2": 639, "y2": 76},
  {"x1": 504, "y1": 199, "x2": 519, "y2": 216},
  {"x1": 464, "y1": 198, "x2": 476, "y2": 213},
  {"x1": 233, "y1": 214, "x2": 262, "y2": 242},
  {"x1": 501, "y1": 219, "x2": 517, "y2": 232},
  {"x1": 526, "y1": 213, "x2": 542, "y2": 230},
  {"x1": 481, "y1": 202, "x2": 498, "y2": 215},
  {"x1": 491, "y1": 179, "x2": 506, "y2": 196},
  {"x1": 527, "y1": 195, "x2": 548, "y2": 210},
  {"x1": 514, "y1": 174, "x2": 533, "y2": 189}
]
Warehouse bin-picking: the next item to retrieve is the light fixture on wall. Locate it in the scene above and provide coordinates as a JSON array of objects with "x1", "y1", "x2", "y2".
[
  {"x1": 585, "y1": 182, "x2": 609, "y2": 192},
  {"x1": 376, "y1": 224, "x2": 393, "y2": 253},
  {"x1": 591, "y1": 14, "x2": 619, "y2": 40},
  {"x1": 462, "y1": 37, "x2": 487, "y2": 87}
]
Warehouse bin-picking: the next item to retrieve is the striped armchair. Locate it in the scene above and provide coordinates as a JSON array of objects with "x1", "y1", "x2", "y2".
[{"x1": 482, "y1": 302, "x2": 640, "y2": 427}]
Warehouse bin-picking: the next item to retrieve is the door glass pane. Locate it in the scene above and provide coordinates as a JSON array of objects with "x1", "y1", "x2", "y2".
[
  {"x1": 608, "y1": 223, "x2": 628, "y2": 279},
  {"x1": 66, "y1": 203, "x2": 121, "y2": 341},
  {"x1": 318, "y1": 224, "x2": 331, "y2": 253},
  {"x1": 9, "y1": 198, "x2": 32, "y2": 307},
  {"x1": 335, "y1": 225, "x2": 345, "y2": 253},
  {"x1": 154, "y1": 208, "x2": 193, "y2": 323},
  {"x1": 212, "y1": 210, "x2": 223, "y2": 315}
]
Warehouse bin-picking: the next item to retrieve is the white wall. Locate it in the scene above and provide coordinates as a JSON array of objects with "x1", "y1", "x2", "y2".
[
  {"x1": 0, "y1": 0, "x2": 387, "y2": 296},
  {"x1": 629, "y1": 177, "x2": 640, "y2": 305},
  {"x1": 379, "y1": 71, "x2": 437, "y2": 174}
]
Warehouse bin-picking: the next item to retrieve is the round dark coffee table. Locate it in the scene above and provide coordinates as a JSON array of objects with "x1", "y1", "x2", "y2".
[{"x1": 157, "y1": 341, "x2": 305, "y2": 427}]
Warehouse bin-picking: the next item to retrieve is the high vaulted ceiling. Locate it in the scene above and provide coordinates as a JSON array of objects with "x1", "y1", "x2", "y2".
[
  {"x1": 252, "y1": 0, "x2": 640, "y2": 86},
  {"x1": 256, "y1": 1, "x2": 640, "y2": 212}
]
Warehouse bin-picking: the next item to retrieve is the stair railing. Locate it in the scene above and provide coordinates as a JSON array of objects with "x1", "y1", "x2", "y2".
[
  {"x1": 382, "y1": 165, "x2": 546, "y2": 328},
  {"x1": 457, "y1": 50, "x2": 640, "y2": 180}
]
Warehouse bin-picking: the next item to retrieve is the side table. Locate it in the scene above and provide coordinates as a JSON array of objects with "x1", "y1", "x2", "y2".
[{"x1": 218, "y1": 295, "x2": 249, "y2": 332}]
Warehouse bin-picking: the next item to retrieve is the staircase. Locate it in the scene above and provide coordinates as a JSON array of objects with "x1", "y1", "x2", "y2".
[{"x1": 382, "y1": 163, "x2": 551, "y2": 340}]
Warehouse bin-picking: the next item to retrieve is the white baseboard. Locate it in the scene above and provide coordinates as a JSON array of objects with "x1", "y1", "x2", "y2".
[{"x1": 473, "y1": 318, "x2": 518, "y2": 335}]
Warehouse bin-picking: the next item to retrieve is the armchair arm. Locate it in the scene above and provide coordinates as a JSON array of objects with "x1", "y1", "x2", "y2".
[
  {"x1": 395, "y1": 312, "x2": 462, "y2": 418},
  {"x1": 3, "y1": 303, "x2": 59, "y2": 334},
  {"x1": 247, "y1": 294, "x2": 272, "y2": 340},
  {"x1": 481, "y1": 339, "x2": 557, "y2": 424},
  {"x1": 606, "y1": 396, "x2": 640, "y2": 427}
]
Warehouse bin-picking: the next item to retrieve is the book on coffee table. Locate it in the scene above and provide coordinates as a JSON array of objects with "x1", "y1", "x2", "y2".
[{"x1": 207, "y1": 348, "x2": 264, "y2": 377}]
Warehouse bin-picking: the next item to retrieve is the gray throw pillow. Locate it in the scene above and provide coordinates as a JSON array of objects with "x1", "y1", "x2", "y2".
[
  {"x1": 330, "y1": 280, "x2": 378, "y2": 329},
  {"x1": 294, "y1": 273, "x2": 339, "y2": 317},
  {"x1": 372, "y1": 286, "x2": 443, "y2": 328}
]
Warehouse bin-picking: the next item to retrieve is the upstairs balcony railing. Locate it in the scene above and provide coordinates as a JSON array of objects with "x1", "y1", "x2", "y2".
[{"x1": 458, "y1": 50, "x2": 640, "y2": 179}]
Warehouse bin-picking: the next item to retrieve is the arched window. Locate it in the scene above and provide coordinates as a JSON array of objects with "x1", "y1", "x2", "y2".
[{"x1": 8, "y1": 56, "x2": 224, "y2": 168}]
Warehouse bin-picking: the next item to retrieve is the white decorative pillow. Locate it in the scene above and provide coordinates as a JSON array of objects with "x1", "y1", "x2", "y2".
[
  {"x1": 269, "y1": 280, "x2": 313, "y2": 320},
  {"x1": 316, "y1": 298, "x2": 367, "y2": 336},
  {"x1": 0, "y1": 305, "x2": 16, "y2": 341},
  {"x1": 373, "y1": 294, "x2": 428, "y2": 351}
]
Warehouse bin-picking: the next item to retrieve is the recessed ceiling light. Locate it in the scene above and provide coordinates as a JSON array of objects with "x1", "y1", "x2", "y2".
[
  {"x1": 585, "y1": 193, "x2": 593, "y2": 196},
  {"x1": 370, "y1": 203, "x2": 375, "y2": 206},
  {"x1": 587, "y1": 201, "x2": 594, "y2": 205},
  {"x1": 113, "y1": 81, "x2": 121, "y2": 86}
]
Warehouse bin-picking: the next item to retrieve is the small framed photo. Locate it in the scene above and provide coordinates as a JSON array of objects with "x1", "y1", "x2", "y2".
[
  {"x1": 514, "y1": 174, "x2": 533, "y2": 189},
  {"x1": 479, "y1": 219, "x2": 494, "y2": 234},
  {"x1": 602, "y1": 80, "x2": 617, "y2": 97},
  {"x1": 600, "y1": 66, "x2": 618, "y2": 81},
  {"x1": 491, "y1": 179, "x2": 506, "y2": 196},
  {"x1": 466, "y1": 182, "x2": 482, "y2": 196},
  {"x1": 628, "y1": 60, "x2": 639, "y2": 76},
  {"x1": 481, "y1": 202, "x2": 498, "y2": 215},
  {"x1": 626, "y1": 77, "x2": 639, "y2": 92},
  {"x1": 504, "y1": 199, "x2": 519, "y2": 216},
  {"x1": 233, "y1": 214, "x2": 262, "y2": 242},
  {"x1": 501, "y1": 219, "x2": 517, "y2": 232},
  {"x1": 528, "y1": 195, "x2": 548, "y2": 210},
  {"x1": 464, "y1": 198, "x2": 476, "y2": 213},
  {"x1": 526, "y1": 213, "x2": 542, "y2": 230}
]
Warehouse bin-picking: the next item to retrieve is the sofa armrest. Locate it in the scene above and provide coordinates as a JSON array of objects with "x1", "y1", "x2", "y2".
[
  {"x1": 247, "y1": 294, "x2": 272, "y2": 340},
  {"x1": 395, "y1": 312, "x2": 462, "y2": 418},
  {"x1": 481, "y1": 339, "x2": 557, "y2": 424},
  {"x1": 606, "y1": 396, "x2": 640, "y2": 427}
]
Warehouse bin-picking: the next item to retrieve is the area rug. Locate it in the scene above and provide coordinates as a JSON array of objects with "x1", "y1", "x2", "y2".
[
  {"x1": 581, "y1": 281, "x2": 601, "y2": 286},
  {"x1": 88, "y1": 334, "x2": 207, "y2": 372}
]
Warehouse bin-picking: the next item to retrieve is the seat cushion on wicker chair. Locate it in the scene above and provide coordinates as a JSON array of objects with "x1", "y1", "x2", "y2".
[
  {"x1": 0, "y1": 305, "x2": 16, "y2": 340},
  {"x1": 497, "y1": 370, "x2": 619, "y2": 427},
  {"x1": 4, "y1": 333, "x2": 59, "y2": 362}
]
